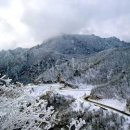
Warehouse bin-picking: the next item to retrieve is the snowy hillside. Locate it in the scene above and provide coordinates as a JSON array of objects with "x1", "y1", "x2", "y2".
[
  {"x1": 36, "y1": 47, "x2": 130, "y2": 99},
  {"x1": 0, "y1": 34, "x2": 129, "y2": 84},
  {"x1": 0, "y1": 80, "x2": 130, "y2": 130}
]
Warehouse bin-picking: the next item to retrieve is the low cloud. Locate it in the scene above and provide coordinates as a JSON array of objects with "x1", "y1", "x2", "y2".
[{"x1": 0, "y1": 0, "x2": 130, "y2": 50}]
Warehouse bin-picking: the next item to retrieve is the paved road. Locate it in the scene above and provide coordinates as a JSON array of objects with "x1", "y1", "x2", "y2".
[
  {"x1": 58, "y1": 87, "x2": 130, "y2": 117},
  {"x1": 84, "y1": 96, "x2": 130, "y2": 117},
  {"x1": 49, "y1": 81, "x2": 130, "y2": 117}
]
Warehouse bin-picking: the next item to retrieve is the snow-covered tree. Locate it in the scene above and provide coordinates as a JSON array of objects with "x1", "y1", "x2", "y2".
[
  {"x1": 0, "y1": 74, "x2": 12, "y2": 87},
  {"x1": 67, "y1": 118, "x2": 86, "y2": 130}
]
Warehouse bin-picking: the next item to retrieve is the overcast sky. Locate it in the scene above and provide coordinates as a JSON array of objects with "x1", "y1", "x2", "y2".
[{"x1": 0, "y1": 0, "x2": 130, "y2": 50}]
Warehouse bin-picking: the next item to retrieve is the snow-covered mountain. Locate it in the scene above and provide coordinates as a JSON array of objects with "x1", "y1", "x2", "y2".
[{"x1": 0, "y1": 34, "x2": 129, "y2": 85}]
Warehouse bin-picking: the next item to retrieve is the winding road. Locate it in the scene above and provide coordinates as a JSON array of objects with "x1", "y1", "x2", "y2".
[
  {"x1": 84, "y1": 96, "x2": 130, "y2": 117},
  {"x1": 27, "y1": 83, "x2": 130, "y2": 118},
  {"x1": 59, "y1": 86, "x2": 130, "y2": 117}
]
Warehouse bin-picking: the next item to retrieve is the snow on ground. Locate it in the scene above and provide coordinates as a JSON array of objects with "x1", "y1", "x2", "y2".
[
  {"x1": 1, "y1": 83, "x2": 130, "y2": 130},
  {"x1": 71, "y1": 98, "x2": 98, "y2": 112},
  {"x1": 58, "y1": 89, "x2": 90, "y2": 99},
  {"x1": 24, "y1": 83, "x2": 64, "y2": 98},
  {"x1": 78, "y1": 84, "x2": 95, "y2": 90},
  {"x1": 96, "y1": 99, "x2": 126, "y2": 111},
  {"x1": 1, "y1": 83, "x2": 129, "y2": 121},
  {"x1": 0, "y1": 83, "x2": 96, "y2": 124},
  {"x1": 24, "y1": 83, "x2": 93, "y2": 100},
  {"x1": 0, "y1": 83, "x2": 128, "y2": 116},
  {"x1": 0, "y1": 83, "x2": 93, "y2": 110},
  {"x1": 23, "y1": 83, "x2": 128, "y2": 114},
  {"x1": 23, "y1": 83, "x2": 98, "y2": 113}
]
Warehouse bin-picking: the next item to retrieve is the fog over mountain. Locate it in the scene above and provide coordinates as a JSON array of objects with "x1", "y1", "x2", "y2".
[{"x1": 0, "y1": 0, "x2": 130, "y2": 50}]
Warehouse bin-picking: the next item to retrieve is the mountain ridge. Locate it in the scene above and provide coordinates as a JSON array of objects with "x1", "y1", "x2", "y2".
[{"x1": 0, "y1": 34, "x2": 130, "y2": 85}]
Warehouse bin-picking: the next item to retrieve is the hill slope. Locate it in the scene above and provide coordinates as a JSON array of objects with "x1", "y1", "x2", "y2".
[
  {"x1": 36, "y1": 47, "x2": 130, "y2": 98},
  {"x1": 0, "y1": 34, "x2": 129, "y2": 84}
]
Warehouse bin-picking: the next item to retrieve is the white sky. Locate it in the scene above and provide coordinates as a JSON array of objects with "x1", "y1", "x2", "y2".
[{"x1": 0, "y1": 0, "x2": 130, "y2": 50}]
